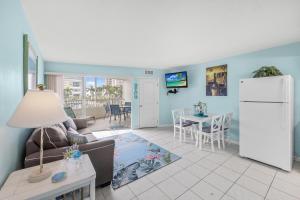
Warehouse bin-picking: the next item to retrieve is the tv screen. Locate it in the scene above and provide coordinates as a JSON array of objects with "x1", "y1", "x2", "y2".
[{"x1": 165, "y1": 71, "x2": 188, "y2": 88}]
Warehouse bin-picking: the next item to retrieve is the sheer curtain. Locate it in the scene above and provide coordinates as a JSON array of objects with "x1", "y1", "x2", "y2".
[{"x1": 45, "y1": 74, "x2": 64, "y2": 102}]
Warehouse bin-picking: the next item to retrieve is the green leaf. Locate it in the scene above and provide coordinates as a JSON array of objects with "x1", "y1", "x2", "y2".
[{"x1": 252, "y1": 66, "x2": 283, "y2": 78}]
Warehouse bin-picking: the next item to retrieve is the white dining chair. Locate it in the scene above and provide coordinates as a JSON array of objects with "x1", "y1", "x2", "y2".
[
  {"x1": 171, "y1": 109, "x2": 193, "y2": 141},
  {"x1": 183, "y1": 108, "x2": 199, "y2": 140},
  {"x1": 196, "y1": 115, "x2": 224, "y2": 152},
  {"x1": 183, "y1": 108, "x2": 197, "y2": 141},
  {"x1": 221, "y1": 112, "x2": 233, "y2": 148}
]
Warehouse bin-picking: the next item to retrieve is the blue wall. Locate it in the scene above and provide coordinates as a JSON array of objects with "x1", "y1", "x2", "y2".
[
  {"x1": 0, "y1": 0, "x2": 44, "y2": 186},
  {"x1": 163, "y1": 42, "x2": 300, "y2": 156},
  {"x1": 45, "y1": 61, "x2": 170, "y2": 128}
]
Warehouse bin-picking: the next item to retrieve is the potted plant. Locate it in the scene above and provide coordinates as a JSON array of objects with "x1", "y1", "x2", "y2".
[
  {"x1": 194, "y1": 101, "x2": 207, "y2": 116},
  {"x1": 252, "y1": 66, "x2": 283, "y2": 78}
]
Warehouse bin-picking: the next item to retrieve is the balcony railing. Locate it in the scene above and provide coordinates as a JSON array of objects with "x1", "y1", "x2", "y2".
[
  {"x1": 64, "y1": 98, "x2": 123, "y2": 118},
  {"x1": 64, "y1": 98, "x2": 123, "y2": 108}
]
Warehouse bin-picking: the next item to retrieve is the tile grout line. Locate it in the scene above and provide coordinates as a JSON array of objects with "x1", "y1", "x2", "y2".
[
  {"x1": 142, "y1": 140, "x2": 219, "y2": 200},
  {"x1": 173, "y1": 151, "x2": 234, "y2": 200},
  {"x1": 99, "y1": 132, "x2": 252, "y2": 200},
  {"x1": 137, "y1": 130, "x2": 300, "y2": 200},
  {"x1": 263, "y1": 171, "x2": 277, "y2": 200},
  {"x1": 218, "y1": 159, "x2": 253, "y2": 200},
  {"x1": 266, "y1": 174, "x2": 300, "y2": 200},
  {"x1": 152, "y1": 146, "x2": 213, "y2": 200}
]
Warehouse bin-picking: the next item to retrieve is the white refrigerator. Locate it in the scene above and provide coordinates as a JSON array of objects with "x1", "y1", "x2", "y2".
[{"x1": 239, "y1": 75, "x2": 294, "y2": 171}]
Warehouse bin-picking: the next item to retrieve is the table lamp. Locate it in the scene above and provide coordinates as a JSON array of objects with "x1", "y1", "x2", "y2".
[{"x1": 7, "y1": 89, "x2": 68, "y2": 182}]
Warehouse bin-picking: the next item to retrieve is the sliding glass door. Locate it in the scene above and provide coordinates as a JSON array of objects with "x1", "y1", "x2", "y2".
[{"x1": 63, "y1": 75, "x2": 130, "y2": 119}]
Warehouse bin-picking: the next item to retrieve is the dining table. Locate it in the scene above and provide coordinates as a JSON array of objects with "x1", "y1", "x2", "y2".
[{"x1": 180, "y1": 113, "x2": 214, "y2": 147}]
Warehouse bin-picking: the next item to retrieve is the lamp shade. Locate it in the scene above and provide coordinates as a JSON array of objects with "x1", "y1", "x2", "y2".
[{"x1": 7, "y1": 90, "x2": 68, "y2": 128}]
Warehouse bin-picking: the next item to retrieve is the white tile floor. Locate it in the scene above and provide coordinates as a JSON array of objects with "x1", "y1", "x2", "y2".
[{"x1": 95, "y1": 127, "x2": 300, "y2": 200}]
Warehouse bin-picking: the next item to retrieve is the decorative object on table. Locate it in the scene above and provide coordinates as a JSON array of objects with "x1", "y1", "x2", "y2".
[
  {"x1": 252, "y1": 66, "x2": 283, "y2": 78},
  {"x1": 97, "y1": 132, "x2": 181, "y2": 189},
  {"x1": 23, "y1": 34, "x2": 39, "y2": 94},
  {"x1": 51, "y1": 171, "x2": 67, "y2": 183},
  {"x1": 63, "y1": 144, "x2": 81, "y2": 159},
  {"x1": 7, "y1": 89, "x2": 68, "y2": 183},
  {"x1": 206, "y1": 64, "x2": 227, "y2": 96},
  {"x1": 194, "y1": 101, "x2": 207, "y2": 117},
  {"x1": 63, "y1": 144, "x2": 82, "y2": 169}
]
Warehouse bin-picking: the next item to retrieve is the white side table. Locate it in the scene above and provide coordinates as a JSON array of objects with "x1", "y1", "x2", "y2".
[{"x1": 0, "y1": 154, "x2": 96, "y2": 200}]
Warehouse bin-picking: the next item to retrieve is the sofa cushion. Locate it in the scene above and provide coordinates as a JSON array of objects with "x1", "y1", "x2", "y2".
[
  {"x1": 84, "y1": 134, "x2": 98, "y2": 143},
  {"x1": 57, "y1": 122, "x2": 67, "y2": 134},
  {"x1": 63, "y1": 117, "x2": 77, "y2": 130},
  {"x1": 77, "y1": 128, "x2": 92, "y2": 135},
  {"x1": 73, "y1": 118, "x2": 88, "y2": 129},
  {"x1": 67, "y1": 128, "x2": 88, "y2": 145},
  {"x1": 32, "y1": 126, "x2": 69, "y2": 150}
]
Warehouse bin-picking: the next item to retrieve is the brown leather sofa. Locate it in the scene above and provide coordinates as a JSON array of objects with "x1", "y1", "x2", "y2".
[{"x1": 24, "y1": 118, "x2": 115, "y2": 187}]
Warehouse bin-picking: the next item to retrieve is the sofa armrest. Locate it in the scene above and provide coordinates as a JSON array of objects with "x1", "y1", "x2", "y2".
[
  {"x1": 79, "y1": 139, "x2": 115, "y2": 186},
  {"x1": 73, "y1": 118, "x2": 88, "y2": 129},
  {"x1": 24, "y1": 146, "x2": 69, "y2": 168}
]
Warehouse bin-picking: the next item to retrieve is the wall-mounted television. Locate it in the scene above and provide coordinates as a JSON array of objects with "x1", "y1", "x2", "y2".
[{"x1": 165, "y1": 71, "x2": 188, "y2": 88}]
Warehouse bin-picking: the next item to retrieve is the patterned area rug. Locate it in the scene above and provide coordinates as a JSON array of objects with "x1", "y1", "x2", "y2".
[{"x1": 103, "y1": 132, "x2": 181, "y2": 189}]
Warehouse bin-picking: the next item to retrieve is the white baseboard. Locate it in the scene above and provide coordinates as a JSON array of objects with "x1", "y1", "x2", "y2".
[
  {"x1": 225, "y1": 139, "x2": 239, "y2": 145},
  {"x1": 294, "y1": 156, "x2": 300, "y2": 162}
]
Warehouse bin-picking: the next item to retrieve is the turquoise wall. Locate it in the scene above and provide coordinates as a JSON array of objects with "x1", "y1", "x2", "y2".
[
  {"x1": 163, "y1": 42, "x2": 300, "y2": 156},
  {"x1": 0, "y1": 0, "x2": 44, "y2": 186},
  {"x1": 45, "y1": 61, "x2": 170, "y2": 128}
]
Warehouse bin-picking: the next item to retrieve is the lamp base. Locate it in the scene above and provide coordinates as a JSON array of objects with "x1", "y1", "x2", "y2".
[{"x1": 28, "y1": 168, "x2": 52, "y2": 183}]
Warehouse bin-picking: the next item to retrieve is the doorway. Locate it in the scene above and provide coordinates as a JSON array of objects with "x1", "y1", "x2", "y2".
[
  {"x1": 138, "y1": 78, "x2": 159, "y2": 128},
  {"x1": 63, "y1": 75, "x2": 132, "y2": 131}
]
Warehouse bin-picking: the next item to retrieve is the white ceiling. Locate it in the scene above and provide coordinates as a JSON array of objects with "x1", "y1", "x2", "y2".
[{"x1": 21, "y1": 0, "x2": 300, "y2": 69}]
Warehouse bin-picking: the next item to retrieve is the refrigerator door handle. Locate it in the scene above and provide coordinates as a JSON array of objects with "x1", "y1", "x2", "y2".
[
  {"x1": 281, "y1": 103, "x2": 287, "y2": 129},
  {"x1": 285, "y1": 78, "x2": 289, "y2": 102},
  {"x1": 282, "y1": 78, "x2": 289, "y2": 102}
]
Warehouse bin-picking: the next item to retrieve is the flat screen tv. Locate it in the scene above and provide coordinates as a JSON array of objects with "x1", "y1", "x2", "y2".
[{"x1": 165, "y1": 71, "x2": 188, "y2": 88}]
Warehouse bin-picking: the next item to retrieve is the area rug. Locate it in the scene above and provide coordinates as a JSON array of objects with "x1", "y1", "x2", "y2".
[{"x1": 100, "y1": 132, "x2": 181, "y2": 189}]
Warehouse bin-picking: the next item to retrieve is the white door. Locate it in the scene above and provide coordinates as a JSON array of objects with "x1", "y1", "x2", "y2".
[
  {"x1": 240, "y1": 75, "x2": 291, "y2": 102},
  {"x1": 239, "y1": 101, "x2": 292, "y2": 171},
  {"x1": 139, "y1": 78, "x2": 159, "y2": 128}
]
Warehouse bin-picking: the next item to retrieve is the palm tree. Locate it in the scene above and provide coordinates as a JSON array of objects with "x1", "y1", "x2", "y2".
[
  {"x1": 103, "y1": 85, "x2": 123, "y2": 103},
  {"x1": 64, "y1": 87, "x2": 73, "y2": 98}
]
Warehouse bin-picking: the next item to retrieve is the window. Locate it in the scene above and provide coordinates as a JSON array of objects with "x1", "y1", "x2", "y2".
[{"x1": 73, "y1": 82, "x2": 80, "y2": 87}]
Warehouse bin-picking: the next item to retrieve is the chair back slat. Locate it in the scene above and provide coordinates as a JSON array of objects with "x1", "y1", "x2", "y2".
[
  {"x1": 124, "y1": 102, "x2": 131, "y2": 106},
  {"x1": 110, "y1": 105, "x2": 121, "y2": 115},
  {"x1": 211, "y1": 115, "x2": 223, "y2": 132},
  {"x1": 224, "y1": 112, "x2": 233, "y2": 130},
  {"x1": 171, "y1": 109, "x2": 184, "y2": 125}
]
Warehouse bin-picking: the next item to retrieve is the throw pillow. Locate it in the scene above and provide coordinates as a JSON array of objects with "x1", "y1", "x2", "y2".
[
  {"x1": 56, "y1": 123, "x2": 67, "y2": 134},
  {"x1": 67, "y1": 127, "x2": 88, "y2": 145},
  {"x1": 32, "y1": 126, "x2": 69, "y2": 150},
  {"x1": 63, "y1": 117, "x2": 77, "y2": 130}
]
